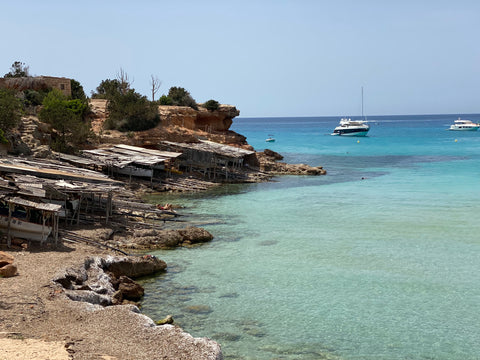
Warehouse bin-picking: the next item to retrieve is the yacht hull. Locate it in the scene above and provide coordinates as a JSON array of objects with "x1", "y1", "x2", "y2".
[{"x1": 333, "y1": 130, "x2": 369, "y2": 136}]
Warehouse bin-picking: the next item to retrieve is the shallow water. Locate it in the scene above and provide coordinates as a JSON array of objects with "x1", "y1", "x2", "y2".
[{"x1": 140, "y1": 115, "x2": 480, "y2": 359}]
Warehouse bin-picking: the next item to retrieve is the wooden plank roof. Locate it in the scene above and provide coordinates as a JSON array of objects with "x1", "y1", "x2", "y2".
[
  {"x1": 113, "y1": 144, "x2": 182, "y2": 158},
  {"x1": 82, "y1": 148, "x2": 166, "y2": 168},
  {"x1": 0, "y1": 158, "x2": 119, "y2": 184},
  {"x1": 0, "y1": 194, "x2": 62, "y2": 212},
  {"x1": 162, "y1": 140, "x2": 255, "y2": 158}
]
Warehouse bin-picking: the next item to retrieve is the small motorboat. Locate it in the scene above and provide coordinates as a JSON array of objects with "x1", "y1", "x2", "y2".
[
  {"x1": 265, "y1": 135, "x2": 275, "y2": 142},
  {"x1": 448, "y1": 118, "x2": 480, "y2": 131}
]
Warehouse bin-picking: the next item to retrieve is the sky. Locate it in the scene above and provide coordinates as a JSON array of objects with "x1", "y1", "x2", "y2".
[{"x1": 1, "y1": 0, "x2": 479, "y2": 117}]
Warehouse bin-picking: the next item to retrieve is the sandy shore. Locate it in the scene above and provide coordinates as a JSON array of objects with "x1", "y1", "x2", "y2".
[{"x1": 0, "y1": 242, "x2": 222, "y2": 360}]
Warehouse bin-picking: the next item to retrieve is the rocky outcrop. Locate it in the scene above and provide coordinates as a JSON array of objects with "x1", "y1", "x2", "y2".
[
  {"x1": 256, "y1": 149, "x2": 327, "y2": 175},
  {"x1": 67, "y1": 226, "x2": 215, "y2": 251},
  {"x1": 0, "y1": 251, "x2": 17, "y2": 278},
  {"x1": 117, "y1": 226, "x2": 214, "y2": 250},
  {"x1": 159, "y1": 104, "x2": 240, "y2": 132},
  {"x1": 53, "y1": 255, "x2": 166, "y2": 306},
  {"x1": 110, "y1": 226, "x2": 213, "y2": 250}
]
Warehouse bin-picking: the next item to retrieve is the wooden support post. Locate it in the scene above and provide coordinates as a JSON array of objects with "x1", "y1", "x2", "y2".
[
  {"x1": 7, "y1": 203, "x2": 12, "y2": 248},
  {"x1": 41, "y1": 210, "x2": 46, "y2": 245},
  {"x1": 150, "y1": 166, "x2": 154, "y2": 188},
  {"x1": 77, "y1": 195, "x2": 82, "y2": 225},
  {"x1": 105, "y1": 192, "x2": 112, "y2": 224},
  {"x1": 54, "y1": 213, "x2": 59, "y2": 246}
]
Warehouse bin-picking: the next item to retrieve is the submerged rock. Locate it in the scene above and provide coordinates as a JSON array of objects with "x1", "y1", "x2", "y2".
[{"x1": 184, "y1": 304, "x2": 213, "y2": 315}]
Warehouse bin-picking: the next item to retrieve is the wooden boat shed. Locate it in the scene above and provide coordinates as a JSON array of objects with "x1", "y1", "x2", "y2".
[
  {"x1": 160, "y1": 140, "x2": 256, "y2": 180},
  {"x1": 0, "y1": 194, "x2": 62, "y2": 247},
  {"x1": 0, "y1": 158, "x2": 123, "y2": 233},
  {"x1": 80, "y1": 144, "x2": 182, "y2": 180}
]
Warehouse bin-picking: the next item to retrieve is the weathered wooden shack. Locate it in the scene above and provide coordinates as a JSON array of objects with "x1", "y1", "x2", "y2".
[
  {"x1": 80, "y1": 144, "x2": 182, "y2": 181},
  {"x1": 0, "y1": 158, "x2": 123, "y2": 232},
  {"x1": 160, "y1": 140, "x2": 256, "y2": 180},
  {"x1": 0, "y1": 194, "x2": 61, "y2": 247}
]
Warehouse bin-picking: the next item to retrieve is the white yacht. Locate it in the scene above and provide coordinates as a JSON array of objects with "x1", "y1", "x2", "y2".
[
  {"x1": 448, "y1": 118, "x2": 480, "y2": 131},
  {"x1": 332, "y1": 87, "x2": 370, "y2": 137},
  {"x1": 332, "y1": 118, "x2": 370, "y2": 136}
]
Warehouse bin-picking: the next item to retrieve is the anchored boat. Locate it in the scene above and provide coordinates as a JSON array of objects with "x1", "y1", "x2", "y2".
[
  {"x1": 332, "y1": 87, "x2": 370, "y2": 137},
  {"x1": 448, "y1": 118, "x2": 480, "y2": 131}
]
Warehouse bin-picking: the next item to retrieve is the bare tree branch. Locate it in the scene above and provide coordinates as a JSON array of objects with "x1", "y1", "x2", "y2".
[
  {"x1": 116, "y1": 68, "x2": 132, "y2": 95},
  {"x1": 150, "y1": 75, "x2": 162, "y2": 101}
]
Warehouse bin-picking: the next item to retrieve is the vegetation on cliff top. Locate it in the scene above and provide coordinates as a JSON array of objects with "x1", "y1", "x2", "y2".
[{"x1": 1, "y1": 62, "x2": 225, "y2": 153}]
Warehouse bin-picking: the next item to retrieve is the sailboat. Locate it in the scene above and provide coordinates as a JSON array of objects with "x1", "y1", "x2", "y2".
[{"x1": 332, "y1": 87, "x2": 370, "y2": 136}]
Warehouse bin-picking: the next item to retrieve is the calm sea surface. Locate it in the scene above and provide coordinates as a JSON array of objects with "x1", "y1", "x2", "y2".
[{"x1": 141, "y1": 114, "x2": 480, "y2": 360}]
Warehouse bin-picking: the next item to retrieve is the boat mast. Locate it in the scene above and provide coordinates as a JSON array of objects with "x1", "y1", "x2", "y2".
[{"x1": 361, "y1": 86, "x2": 364, "y2": 121}]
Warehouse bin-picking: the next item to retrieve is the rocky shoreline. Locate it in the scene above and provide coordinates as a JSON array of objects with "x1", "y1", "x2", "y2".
[{"x1": 0, "y1": 243, "x2": 224, "y2": 359}]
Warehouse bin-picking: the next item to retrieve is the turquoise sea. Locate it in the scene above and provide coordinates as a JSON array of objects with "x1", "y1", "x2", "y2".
[{"x1": 140, "y1": 114, "x2": 480, "y2": 360}]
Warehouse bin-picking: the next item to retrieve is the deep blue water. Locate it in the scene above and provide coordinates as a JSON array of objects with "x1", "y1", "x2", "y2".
[{"x1": 141, "y1": 114, "x2": 480, "y2": 360}]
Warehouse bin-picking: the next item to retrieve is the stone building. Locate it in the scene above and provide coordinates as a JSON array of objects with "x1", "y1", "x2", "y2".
[{"x1": 0, "y1": 76, "x2": 71, "y2": 97}]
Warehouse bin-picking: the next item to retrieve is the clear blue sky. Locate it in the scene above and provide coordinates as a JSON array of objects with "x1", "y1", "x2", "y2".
[{"x1": 2, "y1": 0, "x2": 479, "y2": 117}]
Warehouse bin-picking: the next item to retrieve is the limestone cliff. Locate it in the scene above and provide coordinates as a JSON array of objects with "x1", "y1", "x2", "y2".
[
  {"x1": 158, "y1": 104, "x2": 239, "y2": 132},
  {"x1": 90, "y1": 99, "x2": 248, "y2": 148}
]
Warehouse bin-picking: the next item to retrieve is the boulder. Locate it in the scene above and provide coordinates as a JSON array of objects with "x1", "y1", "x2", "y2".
[
  {"x1": 53, "y1": 266, "x2": 88, "y2": 289},
  {"x1": 105, "y1": 255, "x2": 167, "y2": 278},
  {"x1": 117, "y1": 275, "x2": 145, "y2": 301},
  {"x1": 0, "y1": 263, "x2": 17, "y2": 278},
  {"x1": 178, "y1": 227, "x2": 214, "y2": 245},
  {"x1": 263, "y1": 148, "x2": 284, "y2": 160},
  {"x1": 0, "y1": 251, "x2": 14, "y2": 268}
]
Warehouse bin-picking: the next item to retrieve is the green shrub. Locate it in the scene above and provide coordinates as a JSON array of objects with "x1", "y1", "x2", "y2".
[
  {"x1": 204, "y1": 99, "x2": 220, "y2": 111},
  {"x1": 167, "y1": 87, "x2": 198, "y2": 110},
  {"x1": 0, "y1": 128, "x2": 7, "y2": 143},
  {"x1": 0, "y1": 89, "x2": 22, "y2": 134},
  {"x1": 23, "y1": 89, "x2": 46, "y2": 107},
  {"x1": 105, "y1": 89, "x2": 160, "y2": 132},
  {"x1": 39, "y1": 89, "x2": 92, "y2": 153},
  {"x1": 158, "y1": 95, "x2": 173, "y2": 105}
]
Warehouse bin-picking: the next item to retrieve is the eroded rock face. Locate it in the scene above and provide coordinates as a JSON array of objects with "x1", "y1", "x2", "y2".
[{"x1": 158, "y1": 104, "x2": 240, "y2": 131}]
